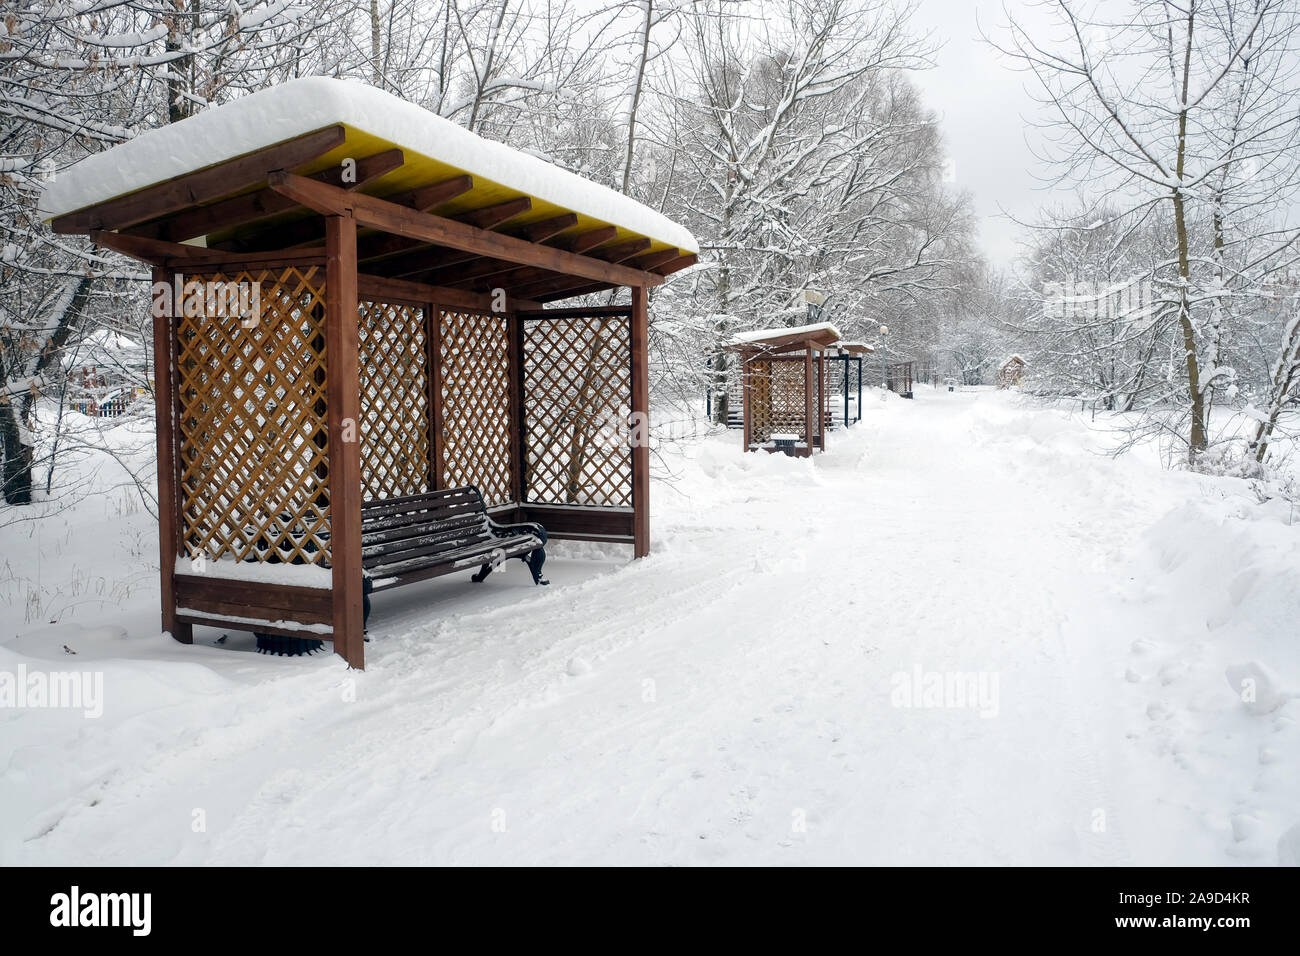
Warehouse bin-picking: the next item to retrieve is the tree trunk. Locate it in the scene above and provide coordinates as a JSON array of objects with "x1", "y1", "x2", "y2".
[
  {"x1": 1171, "y1": 13, "x2": 1206, "y2": 463},
  {"x1": 1250, "y1": 309, "x2": 1300, "y2": 463},
  {"x1": 0, "y1": 400, "x2": 33, "y2": 505},
  {"x1": 165, "y1": 3, "x2": 199, "y2": 124},
  {"x1": 712, "y1": 167, "x2": 736, "y2": 426},
  {"x1": 621, "y1": 1, "x2": 653, "y2": 195},
  {"x1": 1171, "y1": 189, "x2": 1208, "y2": 460},
  {"x1": 370, "y1": 0, "x2": 383, "y2": 86},
  {"x1": 1, "y1": 277, "x2": 93, "y2": 505},
  {"x1": 563, "y1": 332, "x2": 607, "y2": 504}
]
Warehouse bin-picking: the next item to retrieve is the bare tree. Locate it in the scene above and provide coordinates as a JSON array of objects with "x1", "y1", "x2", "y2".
[
  {"x1": 993, "y1": 0, "x2": 1300, "y2": 464},
  {"x1": 655, "y1": 0, "x2": 965, "y2": 422},
  {"x1": 1, "y1": 1, "x2": 323, "y2": 503}
]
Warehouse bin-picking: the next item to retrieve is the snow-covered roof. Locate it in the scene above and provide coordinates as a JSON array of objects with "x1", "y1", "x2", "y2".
[
  {"x1": 62, "y1": 329, "x2": 148, "y2": 369},
  {"x1": 834, "y1": 340, "x2": 874, "y2": 354},
  {"x1": 40, "y1": 76, "x2": 697, "y2": 258},
  {"x1": 1002, "y1": 354, "x2": 1027, "y2": 366},
  {"x1": 729, "y1": 322, "x2": 842, "y2": 350}
]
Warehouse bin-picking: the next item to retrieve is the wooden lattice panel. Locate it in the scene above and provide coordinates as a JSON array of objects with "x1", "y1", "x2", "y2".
[
  {"x1": 438, "y1": 310, "x2": 513, "y2": 506},
  {"x1": 523, "y1": 315, "x2": 632, "y2": 507},
  {"x1": 359, "y1": 300, "x2": 430, "y2": 500},
  {"x1": 175, "y1": 266, "x2": 331, "y2": 564},
  {"x1": 747, "y1": 358, "x2": 807, "y2": 443}
]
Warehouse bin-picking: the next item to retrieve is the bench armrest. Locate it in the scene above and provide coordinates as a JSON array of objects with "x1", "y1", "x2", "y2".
[
  {"x1": 485, "y1": 517, "x2": 548, "y2": 547},
  {"x1": 483, "y1": 516, "x2": 548, "y2": 585}
]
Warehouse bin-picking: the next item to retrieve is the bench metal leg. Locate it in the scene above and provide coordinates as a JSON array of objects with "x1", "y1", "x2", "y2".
[{"x1": 524, "y1": 547, "x2": 548, "y2": 586}]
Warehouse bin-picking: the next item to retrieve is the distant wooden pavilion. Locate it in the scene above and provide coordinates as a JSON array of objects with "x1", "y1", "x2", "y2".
[
  {"x1": 724, "y1": 323, "x2": 841, "y2": 456},
  {"x1": 41, "y1": 78, "x2": 697, "y2": 668},
  {"x1": 886, "y1": 360, "x2": 915, "y2": 398},
  {"x1": 998, "y1": 354, "x2": 1027, "y2": 389}
]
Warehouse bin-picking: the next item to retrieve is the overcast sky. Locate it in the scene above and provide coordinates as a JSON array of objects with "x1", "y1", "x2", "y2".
[{"x1": 906, "y1": 0, "x2": 1052, "y2": 269}]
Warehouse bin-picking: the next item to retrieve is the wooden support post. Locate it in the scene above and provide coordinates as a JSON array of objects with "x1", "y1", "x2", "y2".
[
  {"x1": 152, "y1": 267, "x2": 190, "y2": 644},
  {"x1": 857, "y1": 357, "x2": 863, "y2": 422},
  {"x1": 804, "y1": 345, "x2": 815, "y2": 458},
  {"x1": 843, "y1": 356, "x2": 850, "y2": 427},
  {"x1": 425, "y1": 300, "x2": 442, "y2": 491},
  {"x1": 325, "y1": 213, "x2": 365, "y2": 669},
  {"x1": 630, "y1": 285, "x2": 651, "y2": 557},
  {"x1": 508, "y1": 313, "x2": 527, "y2": 505},
  {"x1": 742, "y1": 354, "x2": 752, "y2": 452},
  {"x1": 818, "y1": 348, "x2": 826, "y2": 451}
]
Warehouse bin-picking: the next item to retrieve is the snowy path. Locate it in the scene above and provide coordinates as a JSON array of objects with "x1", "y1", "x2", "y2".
[{"x1": 3, "y1": 388, "x2": 1297, "y2": 865}]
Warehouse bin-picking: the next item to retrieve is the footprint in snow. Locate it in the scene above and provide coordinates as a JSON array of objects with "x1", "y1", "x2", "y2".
[{"x1": 1224, "y1": 662, "x2": 1287, "y2": 715}]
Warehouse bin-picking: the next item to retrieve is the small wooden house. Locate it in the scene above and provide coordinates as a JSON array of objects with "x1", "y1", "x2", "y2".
[
  {"x1": 998, "y1": 354, "x2": 1027, "y2": 389},
  {"x1": 63, "y1": 329, "x2": 151, "y2": 417}
]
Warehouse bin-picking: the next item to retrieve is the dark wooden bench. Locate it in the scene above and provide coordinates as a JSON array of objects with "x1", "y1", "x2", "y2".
[
  {"x1": 244, "y1": 486, "x2": 545, "y2": 655},
  {"x1": 361, "y1": 486, "x2": 548, "y2": 593}
]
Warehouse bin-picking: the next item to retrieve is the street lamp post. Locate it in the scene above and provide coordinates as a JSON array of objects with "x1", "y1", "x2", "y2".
[
  {"x1": 803, "y1": 289, "x2": 826, "y2": 323},
  {"x1": 803, "y1": 289, "x2": 826, "y2": 445},
  {"x1": 879, "y1": 324, "x2": 889, "y2": 390}
]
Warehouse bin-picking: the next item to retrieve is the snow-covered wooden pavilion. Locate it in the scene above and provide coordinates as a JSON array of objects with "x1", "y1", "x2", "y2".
[
  {"x1": 724, "y1": 323, "x2": 841, "y2": 457},
  {"x1": 40, "y1": 78, "x2": 697, "y2": 669},
  {"x1": 998, "y1": 354, "x2": 1027, "y2": 389}
]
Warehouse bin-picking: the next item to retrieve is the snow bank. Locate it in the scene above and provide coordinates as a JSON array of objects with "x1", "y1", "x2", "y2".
[
  {"x1": 965, "y1": 397, "x2": 1085, "y2": 449},
  {"x1": 1126, "y1": 495, "x2": 1300, "y2": 864}
]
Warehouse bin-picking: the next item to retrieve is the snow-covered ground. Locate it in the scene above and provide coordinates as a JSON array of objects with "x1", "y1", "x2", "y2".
[{"x1": 2, "y1": 387, "x2": 1297, "y2": 865}]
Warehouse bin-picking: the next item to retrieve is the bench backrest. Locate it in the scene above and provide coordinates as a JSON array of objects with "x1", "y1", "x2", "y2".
[{"x1": 360, "y1": 487, "x2": 494, "y2": 571}]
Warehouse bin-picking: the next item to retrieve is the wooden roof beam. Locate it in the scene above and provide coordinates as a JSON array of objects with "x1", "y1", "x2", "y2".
[
  {"x1": 123, "y1": 148, "x2": 405, "y2": 244},
  {"x1": 595, "y1": 238, "x2": 652, "y2": 263},
  {"x1": 553, "y1": 226, "x2": 619, "y2": 254},
  {"x1": 627, "y1": 248, "x2": 685, "y2": 272},
  {"x1": 370, "y1": 212, "x2": 584, "y2": 280},
  {"x1": 448, "y1": 225, "x2": 620, "y2": 292},
  {"x1": 652, "y1": 253, "x2": 698, "y2": 277},
  {"x1": 418, "y1": 221, "x2": 621, "y2": 287},
  {"x1": 90, "y1": 229, "x2": 212, "y2": 264},
  {"x1": 383, "y1": 174, "x2": 475, "y2": 213},
  {"x1": 358, "y1": 272, "x2": 541, "y2": 312},
  {"x1": 470, "y1": 239, "x2": 652, "y2": 292},
  {"x1": 224, "y1": 174, "x2": 478, "y2": 255},
  {"x1": 355, "y1": 188, "x2": 541, "y2": 264},
  {"x1": 355, "y1": 194, "x2": 532, "y2": 265},
  {"x1": 51, "y1": 126, "x2": 347, "y2": 235},
  {"x1": 266, "y1": 173, "x2": 662, "y2": 289},
  {"x1": 514, "y1": 213, "x2": 580, "y2": 243},
  {"x1": 454, "y1": 195, "x2": 531, "y2": 229},
  {"x1": 534, "y1": 282, "x2": 616, "y2": 303},
  {"x1": 402, "y1": 224, "x2": 614, "y2": 283},
  {"x1": 398, "y1": 224, "x2": 616, "y2": 285},
  {"x1": 513, "y1": 273, "x2": 612, "y2": 300},
  {"x1": 88, "y1": 229, "x2": 327, "y2": 271},
  {"x1": 516, "y1": 253, "x2": 695, "y2": 301}
]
